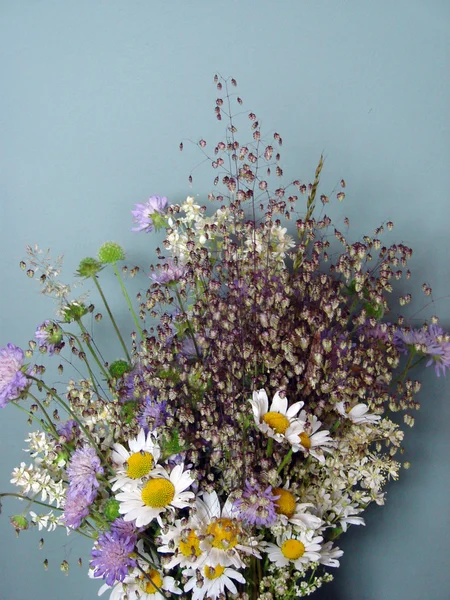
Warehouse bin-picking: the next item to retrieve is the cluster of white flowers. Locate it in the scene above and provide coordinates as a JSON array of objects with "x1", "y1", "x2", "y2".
[{"x1": 11, "y1": 462, "x2": 65, "y2": 508}]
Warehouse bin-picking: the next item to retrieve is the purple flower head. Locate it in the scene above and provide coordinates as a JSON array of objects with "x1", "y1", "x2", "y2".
[
  {"x1": 63, "y1": 492, "x2": 91, "y2": 529},
  {"x1": 233, "y1": 481, "x2": 279, "y2": 527},
  {"x1": 131, "y1": 195, "x2": 168, "y2": 233},
  {"x1": 138, "y1": 396, "x2": 167, "y2": 432},
  {"x1": 151, "y1": 260, "x2": 187, "y2": 285},
  {"x1": 90, "y1": 528, "x2": 137, "y2": 586},
  {"x1": 394, "y1": 324, "x2": 450, "y2": 376},
  {"x1": 66, "y1": 446, "x2": 104, "y2": 503},
  {"x1": 0, "y1": 343, "x2": 29, "y2": 408},
  {"x1": 110, "y1": 517, "x2": 140, "y2": 543},
  {"x1": 57, "y1": 419, "x2": 80, "y2": 443},
  {"x1": 35, "y1": 320, "x2": 64, "y2": 355}
]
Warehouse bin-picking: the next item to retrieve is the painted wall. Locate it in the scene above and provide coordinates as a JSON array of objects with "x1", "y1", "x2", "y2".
[{"x1": 1, "y1": 1, "x2": 449, "y2": 599}]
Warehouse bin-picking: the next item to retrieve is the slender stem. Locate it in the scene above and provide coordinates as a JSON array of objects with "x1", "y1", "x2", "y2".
[
  {"x1": 61, "y1": 330, "x2": 106, "y2": 397},
  {"x1": 11, "y1": 401, "x2": 53, "y2": 431},
  {"x1": 277, "y1": 447, "x2": 293, "y2": 474},
  {"x1": 76, "y1": 320, "x2": 110, "y2": 380},
  {"x1": 0, "y1": 493, "x2": 62, "y2": 511},
  {"x1": 266, "y1": 437, "x2": 273, "y2": 458},
  {"x1": 113, "y1": 263, "x2": 144, "y2": 339},
  {"x1": 92, "y1": 276, "x2": 131, "y2": 361},
  {"x1": 27, "y1": 392, "x2": 59, "y2": 438},
  {"x1": 175, "y1": 289, "x2": 201, "y2": 359}
]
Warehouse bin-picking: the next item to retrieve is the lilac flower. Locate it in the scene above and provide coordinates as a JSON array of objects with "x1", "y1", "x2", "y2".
[
  {"x1": 0, "y1": 343, "x2": 29, "y2": 408},
  {"x1": 394, "y1": 324, "x2": 450, "y2": 376},
  {"x1": 151, "y1": 260, "x2": 187, "y2": 285},
  {"x1": 90, "y1": 528, "x2": 137, "y2": 586},
  {"x1": 131, "y1": 195, "x2": 168, "y2": 233},
  {"x1": 110, "y1": 517, "x2": 139, "y2": 543},
  {"x1": 233, "y1": 481, "x2": 279, "y2": 526},
  {"x1": 138, "y1": 396, "x2": 167, "y2": 432},
  {"x1": 66, "y1": 446, "x2": 104, "y2": 503},
  {"x1": 63, "y1": 492, "x2": 91, "y2": 529},
  {"x1": 35, "y1": 320, "x2": 64, "y2": 355},
  {"x1": 56, "y1": 419, "x2": 80, "y2": 443}
]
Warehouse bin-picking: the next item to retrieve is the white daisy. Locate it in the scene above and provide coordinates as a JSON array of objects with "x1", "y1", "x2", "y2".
[
  {"x1": 263, "y1": 530, "x2": 323, "y2": 570},
  {"x1": 110, "y1": 429, "x2": 161, "y2": 491},
  {"x1": 250, "y1": 389, "x2": 305, "y2": 449},
  {"x1": 191, "y1": 491, "x2": 261, "y2": 568},
  {"x1": 92, "y1": 566, "x2": 181, "y2": 599},
  {"x1": 271, "y1": 486, "x2": 322, "y2": 531},
  {"x1": 115, "y1": 463, "x2": 194, "y2": 527},
  {"x1": 183, "y1": 564, "x2": 246, "y2": 600},
  {"x1": 158, "y1": 519, "x2": 204, "y2": 569},
  {"x1": 335, "y1": 401, "x2": 381, "y2": 425},
  {"x1": 293, "y1": 412, "x2": 335, "y2": 463},
  {"x1": 319, "y1": 541, "x2": 344, "y2": 567}
]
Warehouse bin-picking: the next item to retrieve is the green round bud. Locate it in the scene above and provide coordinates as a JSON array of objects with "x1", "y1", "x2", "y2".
[
  {"x1": 76, "y1": 257, "x2": 104, "y2": 278},
  {"x1": 103, "y1": 498, "x2": 121, "y2": 522},
  {"x1": 56, "y1": 450, "x2": 70, "y2": 465},
  {"x1": 364, "y1": 301, "x2": 384, "y2": 320},
  {"x1": 98, "y1": 242, "x2": 126, "y2": 264},
  {"x1": 62, "y1": 302, "x2": 89, "y2": 323},
  {"x1": 121, "y1": 400, "x2": 137, "y2": 424},
  {"x1": 45, "y1": 323, "x2": 63, "y2": 345},
  {"x1": 109, "y1": 360, "x2": 131, "y2": 378},
  {"x1": 10, "y1": 514, "x2": 29, "y2": 532}
]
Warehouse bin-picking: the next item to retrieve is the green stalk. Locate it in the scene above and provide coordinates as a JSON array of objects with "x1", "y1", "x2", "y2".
[
  {"x1": 0, "y1": 492, "x2": 62, "y2": 511},
  {"x1": 27, "y1": 392, "x2": 60, "y2": 438},
  {"x1": 91, "y1": 276, "x2": 131, "y2": 361},
  {"x1": 277, "y1": 447, "x2": 293, "y2": 474},
  {"x1": 76, "y1": 320, "x2": 110, "y2": 380},
  {"x1": 113, "y1": 263, "x2": 143, "y2": 338},
  {"x1": 175, "y1": 289, "x2": 201, "y2": 359},
  {"x1": 61, "y1": 329, "x2": 102, "y2": 397},
  {"x1": 266, "y1": 437, "x2": 273, "y2": 458}
]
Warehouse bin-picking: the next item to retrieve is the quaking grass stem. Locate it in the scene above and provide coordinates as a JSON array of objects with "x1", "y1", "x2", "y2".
[
  {"x1": 92, "y1": 276, "x2": 131, "y2": 361},
  {"x1": 76, "y1": 321, "x2": 110, "y2": 381},
  {"x1": 113, "y1": 263, "x2": 144, "y2": 339}
]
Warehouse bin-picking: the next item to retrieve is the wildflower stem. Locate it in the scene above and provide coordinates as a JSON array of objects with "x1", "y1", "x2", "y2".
[
  {"x1": 0, "y1": 492, "x2": 62, "y2": 511},
  {"x1": 11, "y1": 400, "x2": 57, "y2": 433},
  {"x1": 91, "y1": 276, "x2": 131, "y2": 362},
  {"x1": 75, "y1": 320, "x2": 110, "y2": 381},
  {"x1": 27, "y1": 392, "x2": 60, "y2": 439},
  {"x1": 112, "y1": 263, "x2": 144, "y2": 339},
  {"x1": 266, "y1": 437, "x2": 273, "y2": 458},
  {"x1": 277, "y1": 448, "x2": 293, "y2": 474},
  {"x1": 175, "y1": 289, "x2": 201, "y2": 359}
]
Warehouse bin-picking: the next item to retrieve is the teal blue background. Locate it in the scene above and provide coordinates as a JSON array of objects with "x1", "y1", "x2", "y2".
[{"x1": 1, "y1": 1, "x2": 450, "y2": 599}]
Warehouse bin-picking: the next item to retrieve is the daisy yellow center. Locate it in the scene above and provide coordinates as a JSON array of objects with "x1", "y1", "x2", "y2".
[
  {"x1": 281, "y1": 539, "x2": 305, "y2": 560},
  {"x1": 299, "y1": 432, "x2": 311, "y2": 449},
  {"x1": 272, "y1": 488, "x2": 296, "y2": 518},
  {"x1": 126, "y1": 451, "x2": 154, "y2": 479},
  {"x1": 262, "y1": 411, "x2": 290, "y2": 434},
  {"x1": 179, "y1": 530, "x2": 202, "y2": 557},
  {"x1": 204, "y1": 564, "x2": 225, "y2": 580},
  {"x1": 140, "y1": 569, "x2": 163, "y2": 594},
  {"x1": 206, "y1": 518, "x2": 240, "y2": 550},
  {"x1": 141, "y1": 478, "x2": 175, "y2": 508}
]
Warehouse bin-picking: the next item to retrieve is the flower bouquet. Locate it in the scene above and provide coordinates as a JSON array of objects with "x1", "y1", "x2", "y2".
[{"x1": 2, "y1": 76, "x2": 449, "y2": 600}]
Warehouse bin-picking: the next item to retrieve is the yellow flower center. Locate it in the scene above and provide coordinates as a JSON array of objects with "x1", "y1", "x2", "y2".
[
  {"x1": 272, "y1": 487, "x2": 296, "y2": 518},
  {"x1": 299, "y1": 432, "x2": 311, "y2": 449},
  {"x1": 262, "y1": 411, "x2": 290, "y2": 434},
  {"x1": 179, "y1": 529, "x2": 202, "y2": 557},
  {"x1": 141, "y1": 478, "x2": 175, "y2": 508},
  {"x1": 281, "y1": 539, "x2": 305, "y2": 560},
  {"x1": 140, "y1": 569, "x2": 163, "y2": 594},
  {"x1": 126, "y1": 451, "x2": 154, "y2": 479},
  {"x1": 204, "y1": 564, "x2": 225, "y2": 580},
  {"x1": 206, "y1": 518, "x2": 240, "y2": 550}
]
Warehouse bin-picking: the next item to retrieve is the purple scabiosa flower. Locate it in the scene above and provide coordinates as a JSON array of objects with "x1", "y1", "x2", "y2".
[
  {"x1": 66, "y1": 446, "x2": 104, "y2": 502},
  {"x1": 0, "y1": 343, "x2": 29, "y2": 408},
  {"x1": 56, "y1": 419, "x2": 80, "y2": 443},
  {"x1": 151, "y1": 260, "x2": 187, "y2": 285},
  {"x1": 110, "y1": 517, "x2": 140, "y2": 543},
  {"x1": 131, "y1": 195, "x2": 168, "y2": 233},
  {"x1": 394, "y1": 325, "x2": 450, "y2": 376},
  {"x1": 90, "y1": 528, "x2": 137, "y2": 586},
  {"x1": 63, "y1": 492, "x2": 91, "y2": 529},
  {"x1": 138, "y1": 396, "x2": 167, "y2": 432},
  {"x1": 233, "y1": 481, "x2": 279, "y2": 526},
  {"x1": 35, "y1": 320, "x2": 64, "y2": 355}
]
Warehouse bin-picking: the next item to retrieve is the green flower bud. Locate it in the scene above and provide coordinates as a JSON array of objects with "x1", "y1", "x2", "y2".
[
  {"x1": 76, "y1": 257, "x2": 104, "y2": 278},
  {"x1": 364, "y1": 301, "x2": 384, "y2": 320},
  {"x1": 109, "y1": 360, "x2": 131, "y2": 379},
  {"x1": 56, "y1": 450, "x2": 70, "y2": 465},
  {"x1": 98, "y1": 242, "x2": 126, "y2": 264},
  {"x1": 10, "y1": 514, "x2": 29, "y2": 533},
  {"x1": 120, "y1": 400, "x2": 137, "y2": 425},
  {"x1": 150, "y1": 211, "x2": 168, "y2": 231},
  {"x1": 103, "y1": 498, "x2": 121, "y2": 522},
  {"x1": 61, "y1": 302, "x2": 89, "y2": 323}
]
